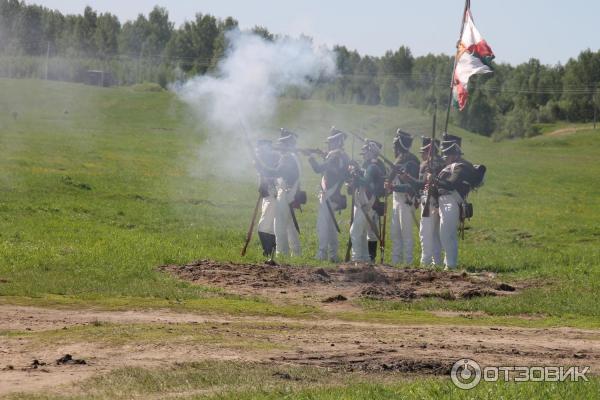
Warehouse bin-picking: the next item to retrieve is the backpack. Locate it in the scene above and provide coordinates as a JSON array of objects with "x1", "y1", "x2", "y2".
[{"x1": 470, "y1": 164, "x2": 487, "y2": 189}]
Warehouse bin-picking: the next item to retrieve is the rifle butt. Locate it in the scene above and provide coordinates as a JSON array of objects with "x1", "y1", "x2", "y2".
[{"x1": 241, "y1": 194, "x2": 263, "y2": 256}]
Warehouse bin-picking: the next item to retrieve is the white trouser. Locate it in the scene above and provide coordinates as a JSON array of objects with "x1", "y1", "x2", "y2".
[
  {"x1": 316, "y1": 192, "x2": 339, "y2": 261},
  {"x1": 439, "y1": 192, "x2": 462, "y2": 269},
  {"x1": 391, "y1": 193, "x2": 414, "y2": 265},
  {"x1": 350, "y1": 191, "x2": 378, "y2": 262},
  {"x1": 419, "y1": 196, "x2": 442, "y2": 266},
  {"x1": 257, "y1": 194, "x2": 276, "y2": 235},
  {"x1": 274, "y1": 187, "x2": 301, "y2": 257}
]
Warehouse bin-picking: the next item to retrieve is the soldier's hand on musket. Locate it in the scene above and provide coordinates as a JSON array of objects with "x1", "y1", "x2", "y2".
[{"x1": 384, "y1": 181, "x2": 394, "y2": 194}]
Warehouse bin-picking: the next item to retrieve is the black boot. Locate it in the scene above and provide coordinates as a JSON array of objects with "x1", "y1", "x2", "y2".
[
  {"x1": 368, "y1": 241, "x2": 378, "y2": 262},
  {"x1": 266, "y1": 234, "x2": 277, "y2": 265},
  {"x1": 259, "y1": 232, "x2": 278, "y2": 265},
  {"x1": 258, "y1": 232, "x2": 271, "y2": 257}
]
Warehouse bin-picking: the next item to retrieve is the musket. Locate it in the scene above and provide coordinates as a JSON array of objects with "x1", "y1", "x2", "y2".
[
  {"x1": 422, "y1": 102, "x2": 438, "y2": 218},
  {"x1": 380, "y1": 192, "x2": 388, "y2": 264},
  {"x1": 339, "y1": 129, "x2": 396, "y2": 169},
  {"x1": 238, "y1": 120, "x2": 262, "y2": 257},
  {"x1": 325, "y1": 199, "x2": 341, "y2": 234},
  {"x1": 241, "y1": 194, "x2": 262, "y2": 256},
  {"x1": 358, "y1": 198, "x2": 382, "y2": 243},
  {"x1": 297, "y1": 148, "x2": 326, "y2": 158},
  {"x1": 344, "y1": 190, "x2": 355, "y2": 262},
  {"x1": 289, "y1": 204, "x2": 300, "y2": 234}
]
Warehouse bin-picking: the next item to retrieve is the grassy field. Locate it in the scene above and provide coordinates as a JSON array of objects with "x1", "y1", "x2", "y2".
[
  {"x1": 1, "y1": 78, "x2": 599, "y2": 323},
  {"x1": 0, "y1": 78, "x2": 599, "y2": 398}
]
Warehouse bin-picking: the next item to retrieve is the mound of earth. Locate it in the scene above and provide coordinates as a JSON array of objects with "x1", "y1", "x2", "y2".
[{"x1": 159, "y1": 260, "x2": 518, "y2": 305}]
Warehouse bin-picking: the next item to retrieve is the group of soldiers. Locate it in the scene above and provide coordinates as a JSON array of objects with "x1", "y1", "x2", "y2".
[{"x1": 250, "y1": 127, "x2": 485, "y2": 270}]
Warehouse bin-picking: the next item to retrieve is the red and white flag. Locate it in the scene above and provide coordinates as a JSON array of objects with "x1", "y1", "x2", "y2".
[{"x1": 453, "y1": 6, "x2": 495, "y2": 110}]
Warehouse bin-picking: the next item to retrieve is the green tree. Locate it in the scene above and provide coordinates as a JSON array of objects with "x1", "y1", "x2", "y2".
[
  {"x1": 209, "y1": 16, "x2": 239, "y2": 69},
  {"x1": 251, "y1": 26, "x2": 274, "y2": 41},
  {"x1": 16, "y1": 4, "x2": 44, "y2": 54},
  {"x1": 146, "y1": 6, "x2": 173, "y2": 55},
  {"x1": 166, "y1": 13, "x2": 219, "y2": 73},
  {"x1": 95, "y1": 12, "x2": 120, "y2": 58},
  {"x1": 75, "y1": 6, "x2": 98, "y2": 55},
  {"x1": 119, "y1": 14, "x2": 149, "y2": 56},
  {"x1": 561, "y1": 50, "x2": 600, "y2": 121}
]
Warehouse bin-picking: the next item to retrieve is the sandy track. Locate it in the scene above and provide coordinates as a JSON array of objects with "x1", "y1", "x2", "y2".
[{"x1": 1, "y1": 305, "x2": 599, "y2": 396}]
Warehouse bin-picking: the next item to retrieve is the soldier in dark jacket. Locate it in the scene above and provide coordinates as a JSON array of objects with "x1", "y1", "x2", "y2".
[
  {"x1": 436, "y1": 133, "x2": 477, "y2": 269},
  {"x1": 272, "y1": 130, "x2": 303, "y2": 257},
  {"x1": 349, "y1": 140, "x2": 386, "y2": 262},
  {"x1": 388, "y1": 130, "x2": 420, "y2": 265},
  {"x1": 417, "y1": 137, "x2": 444, "y2": 266},
  {"x1": 308, "y1": 128, "x2": 350, "y2": 262},
  {"x1": 254, "y1": 139, "x2": 279, "y2": 259}
]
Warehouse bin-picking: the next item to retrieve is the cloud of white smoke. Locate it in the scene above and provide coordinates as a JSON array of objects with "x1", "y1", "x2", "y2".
[{"x1": 173, "y1": 29, "x2": 337, "y2": 180}]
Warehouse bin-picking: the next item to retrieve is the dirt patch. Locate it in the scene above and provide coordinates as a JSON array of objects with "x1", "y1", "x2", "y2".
[
  {"x1": 546, "y1": 126, "x2": 585, "y2": 137},
  {"x1": 274, "y1": 351, "x2": 453, "y2": 375},
  {"x1": 160, "y1": 260, "x2": 519, "y2": 305}
]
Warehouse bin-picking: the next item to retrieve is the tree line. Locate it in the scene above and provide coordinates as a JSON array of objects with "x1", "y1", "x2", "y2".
[{"x1": 1, "y1": 0, "x2": 599, "y2": 139}]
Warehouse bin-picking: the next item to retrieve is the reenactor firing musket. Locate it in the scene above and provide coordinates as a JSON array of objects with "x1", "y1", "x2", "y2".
[
  {"x1": 301, "y1": 128, "x2": 349, "y2": 261},
  {"x1": 239, "y1": 122, "x2": 280, "y2": 263}
]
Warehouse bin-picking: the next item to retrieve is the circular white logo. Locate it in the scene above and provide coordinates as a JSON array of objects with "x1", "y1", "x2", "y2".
[{"x1": 451, "y1": 359, "x2": 482, "y2": 390}]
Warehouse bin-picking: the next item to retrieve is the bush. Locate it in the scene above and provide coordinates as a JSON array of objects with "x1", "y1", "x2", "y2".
[
  {"x1": 380, "y1": 78, "x2": 399, "y2": 107},
  {"x1": 537, "y1": 100, "x2": 561, "y2": 123},
  {"x1": 494, "y1": 108, "x2": 540, "y2": 140}
]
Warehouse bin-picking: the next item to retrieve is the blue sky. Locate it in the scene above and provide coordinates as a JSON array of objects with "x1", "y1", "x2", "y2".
[{"x1": 34, "y1": 0, "x2": 599, "y2": 65}]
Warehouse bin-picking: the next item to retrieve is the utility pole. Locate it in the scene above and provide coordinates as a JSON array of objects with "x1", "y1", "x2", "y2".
[
  {"x1": 45, "y1": 42, "x2": 50, "y2": 80},
  {"x1": 594, "y1": 84, "x2": 598, "y2": 130},
  {"x1": 137, "y1": 42, "x2": 146, "y2": 84}
]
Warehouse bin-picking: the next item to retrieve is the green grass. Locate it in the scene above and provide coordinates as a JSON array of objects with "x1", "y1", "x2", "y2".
[
  {"x1": 5, "y1": 361, "x2": 599, "y2": 400},
  {"x1": 0, "y1": 78, "x2": 600, "y2": 326}
]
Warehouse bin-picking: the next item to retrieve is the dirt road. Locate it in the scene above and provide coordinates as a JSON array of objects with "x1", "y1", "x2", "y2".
[{"x1": 1, "y1": 304, "x2": 599, "y2": 396}]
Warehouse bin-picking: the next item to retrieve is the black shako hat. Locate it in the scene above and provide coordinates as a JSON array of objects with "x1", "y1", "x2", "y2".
[
  {"x1": 394, "y1": 129, "x2": 414, "y2": 151},
  {"x1": 326, "y1": 126, "x2": 347, "y2": 143},
  {"x1": 420, "y1": 136, "x2": 441, "y2": 153},
  {"x1": 440, "y1": 133, "x2": 463, "y2": 155},
  {"x1": 360, "y1": 139, "x2": 382, "y2": 156},
  {"x1": 277, "y1": 128, "x2": 298, "y2": 149}
]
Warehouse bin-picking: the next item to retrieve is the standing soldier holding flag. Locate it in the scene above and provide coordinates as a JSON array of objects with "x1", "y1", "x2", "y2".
[
  {"x1": 431, "y1": 0, "x2": 492, "y2": 268},
  {"x1": 306, "y1": 128, "x2": 350, "y2": 262}
]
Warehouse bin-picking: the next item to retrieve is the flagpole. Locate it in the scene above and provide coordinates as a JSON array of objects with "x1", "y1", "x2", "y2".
[{"x1": 443, "y1": 0, "x2": 471, "y2": 134}]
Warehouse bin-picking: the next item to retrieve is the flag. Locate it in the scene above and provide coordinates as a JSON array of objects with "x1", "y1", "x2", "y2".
[{"x1": 453, "y1": 6, "x2": 495, "y2": 110}]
